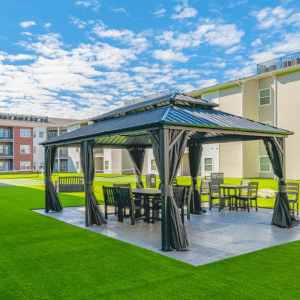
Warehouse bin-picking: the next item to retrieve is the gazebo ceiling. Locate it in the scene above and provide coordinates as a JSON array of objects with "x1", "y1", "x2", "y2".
[{"x1": 41, "y1": 92, "x2": 292, "y2": 148}]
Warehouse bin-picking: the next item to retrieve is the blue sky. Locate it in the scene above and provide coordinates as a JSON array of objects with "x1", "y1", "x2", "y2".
[{"x1": 0, "y1": 0, "x2": 300, "y2": 119}]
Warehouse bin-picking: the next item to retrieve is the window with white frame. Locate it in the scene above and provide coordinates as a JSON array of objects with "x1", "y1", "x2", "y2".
[
  {"x1": 20, "y1": 145, "x2": 31, "y2": 154},
  {"x1": 20, "y1": 161, "x2": 31, "y2": 170},
  {"x1": 33, "y1": 131, "x2": 36, "y2": 138},
  {"x1": 151, "y1": 159, "x2": 157, "y2": 171},
  {"x1": 259, "y1": 89, "x2": 271, "y2": 106},
  {"x1": 33, "y1": 146, "x2": 36, "y2": 153},
  {"x1": 33, "y1": 162, "x2": 36, "y2": 170},
  {"x1": 204, "y1": 157, "x2": 213, "y2": 172},
  {"x1": 76, "y1": 161, "x2": 79, "y2": 169},
  {"x1": 39, "y1": 131, "x2": 44, "y2": 138},
  {"x1": 39, "y1": 162, "x2": 44, "y2": 169},
  {"x1": 105, "y1": 161, "x2": 109, "y2": 170},
  {"x1": 20, "y1": 129, "x2": 31, "y2": 138},
  {"x1": 259, "y1": 156, "x2": 271, "y2": 172}
]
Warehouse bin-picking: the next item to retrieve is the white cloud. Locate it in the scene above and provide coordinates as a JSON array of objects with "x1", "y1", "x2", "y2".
[
  {"x1": 197, "y1": 79, "x2": 218, "y2": 89},
  {"x1": 225, "y1": 45, "x2": 245, "y2": 54},
  {"x1": 21, "y1": 32, "x2": 32, "y2": 36},
  {"x1": 19, "y1": 21, "x2": 36, "y2": 28},
  {"x1": 92, "y1": 22, "x2": 149, "y2": 51},
  {"x1": 111, "y1": 7, "x2": 128, "y2": 15},
  {"x1": 153, "y1": 49, "x2": 190, "y2": 63},
  {"x1": 154, "y1": 8, "x2": 166, "y2": 18},
  {"x1": 6, "y1": 54, "x2": 35, "y2": 62},
  {"x1": 156, "y1": 21, "x2": 244, "y2": 49},
  {"x1": 44, "y1": 23, "x2": 51, "y2": 28},
  {"x1": 251, "y1": 38, "x2": 262, "y2": 47},
  {"x1": 228, "y1": 0, "x2": 247, "y2": 8},
  {"x1": 224, "y1": 65, "x2": 255, "y2": 80},
  {"x1": 75, "y1": 1, "x2": 91, "y2": 7},
  {"x1": 70, "y1": 16, "x2": 87, "y2": 29},
  {"x1": 171, "y1": 7, "x2": 198, "y2": 19},
  {"x1": 252, "y1": 6, "x2": 294, "y2": 29}
]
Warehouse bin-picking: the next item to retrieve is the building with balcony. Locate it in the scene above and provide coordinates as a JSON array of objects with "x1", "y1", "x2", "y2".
[
  {"x1": 0, "y1": 113, "x2": 79, "y2": 172},
  {"x1": 188, "y1": 52, "x2": 300, "y2": 180}
]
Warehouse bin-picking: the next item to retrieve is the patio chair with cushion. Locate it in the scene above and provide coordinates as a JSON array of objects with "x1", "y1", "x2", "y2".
[
  {"x1": 209, "y1": 181, "x2": 231, "y2": 211},
  {"x1": 286, "y1": 182, "x2": 299, "y2": 219},
  {"x1": 235, "y1": 182, "x2": 259, "y2": 212},
  {"x1": 103, "y1": 186, "x2": 119, "y2": 220},
  {"x1": 117, "y1": 187, "x2": 149, "y2": 225}
]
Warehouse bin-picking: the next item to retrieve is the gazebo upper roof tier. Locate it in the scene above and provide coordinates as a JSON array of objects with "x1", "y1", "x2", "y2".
[
  {"x1": 41, "y1": 92, "x2": 292, "y2": 148},
  {"x1": 91, "y1": 92, "x2": 218, "y2": 123}
]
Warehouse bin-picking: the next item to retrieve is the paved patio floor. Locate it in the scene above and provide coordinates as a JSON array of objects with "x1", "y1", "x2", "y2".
[{"x1": 33, "y1": 205, "x2": 300, "y2": 266}]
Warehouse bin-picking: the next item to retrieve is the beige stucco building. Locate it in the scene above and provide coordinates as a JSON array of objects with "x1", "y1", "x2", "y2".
[{"x1": 189, "y1": 56, "x2": 300, "y2": 180}]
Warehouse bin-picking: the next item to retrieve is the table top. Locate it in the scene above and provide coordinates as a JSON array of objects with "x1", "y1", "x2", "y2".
[
  {"x1": 132, "y1": 188, "x2": 161, "y2": 195},
  {"x1": 220, "y1": 184, "x2": 246, "y2": 189}
]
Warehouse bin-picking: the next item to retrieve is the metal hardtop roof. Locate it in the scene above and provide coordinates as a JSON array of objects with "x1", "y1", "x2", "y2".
[
  {"x1": 41, "y1": 103, "x2": 292, "y2": 147},
  {"x1": 91, "y1": 92, "x2": 218, "y2": 122}
]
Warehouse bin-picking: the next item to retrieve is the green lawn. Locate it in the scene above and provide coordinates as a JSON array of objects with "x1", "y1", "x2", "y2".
[{"x1": 1, "y1": 175, "x2": 300, "y2": 299}]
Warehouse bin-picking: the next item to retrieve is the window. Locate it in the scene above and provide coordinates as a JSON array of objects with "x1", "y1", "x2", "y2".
[
  {"x1": 0, "y1": 145, "x2": 10, "y2": 156},
  {"x1": 39, "y1": 162, "x2": 44, "y2": 170},
  {"x1": 76, "y1": 161, "x2": 79, "y2": 169},
  {"x1": 20, "y1": 145, "x2": 31, "y2": 154},
  {"x1": 259, "y1": 156, "x2": 271, "y2": 173},
  {"x1": 0, "y1": 129, "x2": 10, "y2": 139},
  {"x1": 20, "y1": 161, "x2": 31, "y2": 170},
  {"x1": 51, "y1": 132, "x2": 58, "y2": 138},
  {"x1": 0, "y1": 161, "x2": 9, "y2": 171},
  {"x1": 20, "y1": 129, "x2": 31, "y2": 138},
  {"x1": 151, "y1": 159, "x2": 157, "y2": 171},
  {"x1": 61, "y1": 161, "x2": 67, "y2": 171},
  {"x1": 33, "y1": 146, "x2": 36, "y2": 153},
  {"x1": 76, "y1": 148, "x2": 79, "y2": 152},
  {"x1": 105, "y1": 161, "x2": 109, "y2": 170},
  {"x1": 33, "y1": 162, "x2": 36, "y2": 170},
  {"x1": 259, "y1": 89, "x2": 271, "y2": 106},
  {"x1": 204, "y1": 157, "x2": 213, "y2": 172},
  {"x1": 39, "y1": 131, "x2": 44, "y2": 138},
  {"x1": 33, "y1": 131, "x2": 36, "y2": 138}
]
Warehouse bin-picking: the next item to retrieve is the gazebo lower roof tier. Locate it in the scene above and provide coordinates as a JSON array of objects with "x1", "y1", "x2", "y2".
[{"x1": 41, "y1": 95, "x2": 292, "y2": 148}]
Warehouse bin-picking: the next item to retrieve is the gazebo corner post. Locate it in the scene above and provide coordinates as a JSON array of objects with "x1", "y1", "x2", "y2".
[
  {"x1": 160, "y1": 128, "x2": 171, "y2": 251},
  {"x1": 188, "y1": 141, "x2": 204, "y2": 214}
]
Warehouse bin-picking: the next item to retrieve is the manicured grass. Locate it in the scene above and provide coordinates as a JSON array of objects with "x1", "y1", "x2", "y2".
[{"x1": 1, "y1": 175, "x2": 300, "y2": 299}]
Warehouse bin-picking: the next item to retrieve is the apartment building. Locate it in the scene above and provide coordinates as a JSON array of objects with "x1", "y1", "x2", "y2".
[
  {"x1": 188, "y1": 52, "x2": 300, "y2": 180},
  {"x1": 0, "y1": 113, "x2": 79, "y2": 172}
]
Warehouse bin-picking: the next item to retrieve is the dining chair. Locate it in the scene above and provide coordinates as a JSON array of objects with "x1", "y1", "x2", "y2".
[
  {"x1": 286, "y1": 182, "x2": 299, "y2": 218},
  {"x1": 235, "y1": 182, "x2": 259, "y2": 212},
  {"x1": 209, "y1": 181, "x2": 231, "y2": 211},
  {"x1": 117, "y1": 187, "x2": 148, "y2": 224},
  {"x1": 102, "y1": 186, "x2": 119, "y2": 220}
]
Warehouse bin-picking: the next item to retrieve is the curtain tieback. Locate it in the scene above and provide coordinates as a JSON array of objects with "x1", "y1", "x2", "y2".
[
  {"x1": 86, "y1": 186, "x2": 94, "y2": 193},
  {"x1": 278, "y1": 185, "x2": 286, "y2": 193}
]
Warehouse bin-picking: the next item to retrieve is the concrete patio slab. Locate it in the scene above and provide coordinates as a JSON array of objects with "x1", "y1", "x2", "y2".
[{"x1": 33, "y1": 205, "x2": 300, "y2": 266}]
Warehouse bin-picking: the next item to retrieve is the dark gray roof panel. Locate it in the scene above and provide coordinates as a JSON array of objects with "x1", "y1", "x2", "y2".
[
  {"x1": 91, "y1": 92, "x2": 217, "y2": 122},
  {"x1": 41, "y1": 102, "x2": 291, "y2": 146}
]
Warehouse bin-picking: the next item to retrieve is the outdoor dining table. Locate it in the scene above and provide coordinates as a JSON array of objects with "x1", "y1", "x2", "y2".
[
  {"x1": 220, "y1": 184, "x2": 246, "y2": 210},
  {"x1": 132, "y1": 188, "x2": 161, "y2": 223}
]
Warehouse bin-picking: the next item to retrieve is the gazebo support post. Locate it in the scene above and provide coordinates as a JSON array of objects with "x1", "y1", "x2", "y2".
[{"x1": 160, "y1": 128, "x2": 171, "y2": 251}]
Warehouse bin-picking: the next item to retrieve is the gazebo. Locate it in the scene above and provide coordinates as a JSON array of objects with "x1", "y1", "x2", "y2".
[{"x1": 41, "y1": 90, "x2": 298, "y2": 252}]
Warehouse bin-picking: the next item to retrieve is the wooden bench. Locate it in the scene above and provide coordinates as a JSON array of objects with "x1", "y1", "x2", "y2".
[{"x1": 55, "y1": 177, "x2": 84, "y2": 193}]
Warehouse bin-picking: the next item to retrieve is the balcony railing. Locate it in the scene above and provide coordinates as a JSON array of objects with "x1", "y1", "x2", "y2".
[
  {"x1": 59, "y1": 149, "x2": 68, "y2": 157},
  {"x1": 257, "y1": 52, "x2": 300, "y2": 74}
]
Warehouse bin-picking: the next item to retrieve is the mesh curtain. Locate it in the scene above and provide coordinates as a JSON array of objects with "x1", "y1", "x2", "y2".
[
  {"x1": 263, "y1": 137, "x2": 297, "y2": 228},
  {"x1": 45, "y1": 145, "x2": 63, "y2": 212},
  {"x1": 188, "y1": 142, "x2": 204, "y2": 214},
  {"x1": 127, "y1": 147, "x2": 145, "y2": 188},
  {"x1": 148, "y1": 129, "x2": 189, "y2": 251},
  {"x1": 80, "y1": 140, "x2": 106, "y2": 226}
]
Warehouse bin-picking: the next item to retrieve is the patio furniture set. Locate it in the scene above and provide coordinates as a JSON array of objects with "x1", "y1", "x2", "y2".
[{"x1": 42, "y1": 91, "x2": 299, "y2": 251}]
